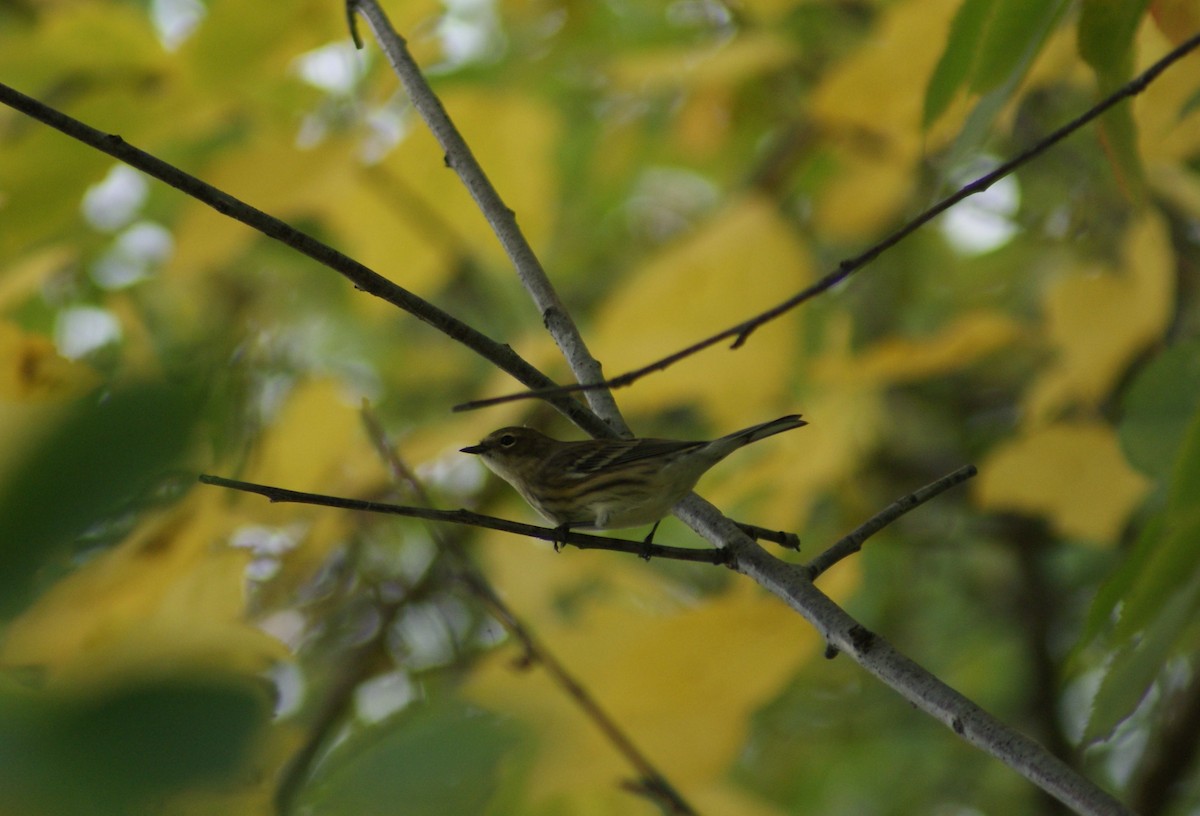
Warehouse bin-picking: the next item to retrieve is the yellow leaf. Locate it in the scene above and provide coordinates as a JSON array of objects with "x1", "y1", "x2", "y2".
[
  {"x1": 686, "y1": 313, "x2": 889, "y2": 534},
  {"x1": 808, "y1": 0, "x2": 962, "y2": 238},
  {"x1": 187, "y1": 0, "x2": 347, "y2": 95},
  {"x1": 0, "y1": 3, "x2": 164, "y2": 89},
  {"x1": 718, "y1": 384, "x2": 884, "y2": 528},
  {"x1": 1150, "y1": 161, "x2": 1200, "y2": 224},
  {"x1": 170, "y1": 136, "x2": 351, "y2": 287},
  {"x1": 1151, "y1": 0, "x2": 1200, "y2": 43},
  {"x1": 1133, "y1": 23, "x2": 1200, "y2": 164},
  {"x1": 810, "y1": 152, "x2": 914, "y2": 241},
  {"x1": 675, "y1": 87, "x2": 736, "y2": 159},
  {"x1": 590, "y1": 194, "x2": 810, "y2": 430},
  {"x1": 607, "y1": 31, "x2": 798, "y2": 92},
  {"x1": 0, "y1": 246, "x2": 77, "y2": 313},
  {"x1": 228, "y1": 377, "x2": 398, "y2": 586},
  {"x1": 1025, "y1": 214, "x2": 1174, "y2": 421},
  {"x1": 378, "y1": 88, "x2": 560, "y2": 272},
  {"x1": 825, "y1": 310, "x2": 1021, "y2": 385},
  {"x1": 975, "y1": 422, "x2": 1151, "y2": 542},
  {"x1": 0, "y1": 326, "x2": 102, "y2": 521},
  {"x1": 464, "y1": 576, "x2": 820, "y2": 812},
  {"x1": 319, "y1": 171, "x2": 450, "y2": 302},
  {"x1": 0, "y1": 493, "x2": 286, "y2": 686},
  {"x1": 0, "y1": 377, "x2": 393, "y2": 688},
  {"x1": 244, "y1": 377, "x2": 369, "y2": 493},
  {"x1": 701, "y1": 421, "x2": 821, "y2": 535},
  {"x1": 0, "y1": 322, "x2": 99, "y2": 402},
  {"x1": 812, "y1": 0, "x2": 958, "y2": 131}
]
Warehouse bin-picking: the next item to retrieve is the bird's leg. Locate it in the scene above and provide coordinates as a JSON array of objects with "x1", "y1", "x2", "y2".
[
  {"x1": 551, "y1": 522, "x2": 574, "y2": 552},
  {"x1": 639, "y1": 520, "x2": 662, "y2": 561}
]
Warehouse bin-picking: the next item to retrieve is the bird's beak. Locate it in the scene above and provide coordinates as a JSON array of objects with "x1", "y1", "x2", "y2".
[{"x1": 460, "y1": 443, "x2": 486, "y2": 455}]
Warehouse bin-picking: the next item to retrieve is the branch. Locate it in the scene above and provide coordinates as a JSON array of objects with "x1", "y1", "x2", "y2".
[
  {"x1": 0, "y1": 80, "x2": 611, "y2": 439},
  {"x1": 673, "y1": 496, "x2": 1134, "y2": 816},
  {"x1": 452, "y1": 29, "x2": 1200, "y2": 413},
  {"x1": 806, "y1": 465, "x2": 977, "y2": 580},
  {"x1": 347, "y1": 0, "x2": 626, "y2": 431},
  {"x1": 198, "y1": 474, "x2": 730, "y2": 565}
]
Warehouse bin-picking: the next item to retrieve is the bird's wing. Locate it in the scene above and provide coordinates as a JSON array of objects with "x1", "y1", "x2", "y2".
[{"x1": 557, "y1": 439, "x2": 704, "y2": 477}]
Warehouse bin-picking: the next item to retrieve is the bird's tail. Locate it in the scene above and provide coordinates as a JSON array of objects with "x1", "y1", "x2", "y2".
[{"x1": 722, "y1": 414, "x2": 808, "y2": 446}]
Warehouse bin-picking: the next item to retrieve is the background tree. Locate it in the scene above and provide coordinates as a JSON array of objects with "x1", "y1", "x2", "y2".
[{"x1": 1, "y1": 1, "x2": 1199, "y2": 814}]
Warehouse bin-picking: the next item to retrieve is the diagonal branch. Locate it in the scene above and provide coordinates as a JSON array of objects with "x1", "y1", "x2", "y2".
[
  {"x1": 348, "y1": 0, "x2": 626, "y2": 432},
  {"x1": 0, "y1": 80, "x2": 611, "y2": 438},
  {"x1": 674, "y1": 496, "x2": 1134, "y2": 816},
  {"x1": 806, "y1": 464, "x2": 977, "y2": 580},
  {"x1": 452, "y1": 29, "x2": 1200, "y2": 413}
]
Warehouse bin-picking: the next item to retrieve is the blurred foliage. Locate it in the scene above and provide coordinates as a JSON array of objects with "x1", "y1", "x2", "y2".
[
  {"x1": 0, "y1": 671, "x2": 271, "y2": 816},
  {"x1": 1, "y1": 0, "x2": 1199, "y2": 814}
]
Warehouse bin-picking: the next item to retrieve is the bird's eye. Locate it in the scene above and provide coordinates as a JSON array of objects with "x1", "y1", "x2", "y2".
[{"x1": 499, "y1": 433, "x2": 517, "y2": 447}]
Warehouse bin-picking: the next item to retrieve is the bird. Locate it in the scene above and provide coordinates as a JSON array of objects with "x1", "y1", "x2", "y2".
[{"x1": 461, "y1": 414, "x2": 806, "y2": 546}]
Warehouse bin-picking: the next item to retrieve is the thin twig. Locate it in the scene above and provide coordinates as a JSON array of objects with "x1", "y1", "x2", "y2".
[
  {"x1": 452, "y1": 30, "x2": 1200, "y2": 413},
  {"x1": 347, "y1": 0, "x2": 626, "y2": 432},
  {"x1": 357, "y1": 408, "x2": 698, "y2": 815},
  {"x1": 734, "y1": 522, "x2": 801, "y2": 551},
  {"x1": 274, "y1": 586, "x2": 413, "y2": 814},
  {"x1": 0, "y1": 80, "x2": 610, "y2": 440},
  {"x1": 198, "y1": 474, "x2": 730, "y2": 565},
  {"x1": 806, "y1": 465, "x2": 977, "y2": 580}
]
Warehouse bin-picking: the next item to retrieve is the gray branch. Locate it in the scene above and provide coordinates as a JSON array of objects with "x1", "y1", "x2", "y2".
[
  {"x1": 675, "y1": 498, "x2": 1134, "y2": 816},
  {"x1": 348, "y1": 0, "x2": 627, "y2": 433}
]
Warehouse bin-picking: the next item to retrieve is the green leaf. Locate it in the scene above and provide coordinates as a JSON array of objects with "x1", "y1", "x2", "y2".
[
  {"x1": 0, "y1": 673, "x2": 270, "y2": 815},
  {"x1": 929, "y1": 0, "x2": 1067, "y2": 185},
  {"x1": 0, "y1": 379, "x2": 204, "y2": 616},
  {"x1": 299, "y1": 699, "x2": 526, "y2": 816},
  {"x1": 923, "y1": 0, "x2": 1067, "y2": 130},
  {"x1": 1077, "y1": 410, "x2": 1200, "y2": 742},
  {"x1": 1082, "y1": 570, "x2": 1199, "y2": 744},
  {"x1": 969, "y1": 0, "x2": 1067, "y2": 95},
  {"x1": 1077, "y1": 0, "x2": 1152, "y2": 199},
  {"x1": 923, "y1": 0, "x2": 997, "y2": 128},
  {"x1": 1119, "y1": 337, "x2": 1200, "y2": 480},
  {"x1": 1077, "y1": 0, "x2": 1151, "y2": 74},
  {"x1": 1126, "y1": 414, "x2": 1200, "y2": 626}
]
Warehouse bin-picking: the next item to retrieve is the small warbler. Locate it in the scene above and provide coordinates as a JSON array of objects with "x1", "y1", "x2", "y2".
[{"x1": 461, "y1": 414, "x2": 806, "y2": 543}]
